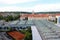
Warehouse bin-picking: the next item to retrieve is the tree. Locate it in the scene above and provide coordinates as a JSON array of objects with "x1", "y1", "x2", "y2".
[{"x1": 0, "y1": 15, "x2": 3, "y2": 20}]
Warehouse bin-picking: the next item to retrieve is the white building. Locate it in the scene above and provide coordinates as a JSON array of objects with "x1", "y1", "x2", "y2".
[{"x1": 56, "y1": 16, "x2": 60, "y2": 24}]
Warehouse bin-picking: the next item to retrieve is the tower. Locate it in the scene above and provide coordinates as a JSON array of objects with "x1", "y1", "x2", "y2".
[{"x1": 32, "y1": 10, "x2": 34, "y2": 14}]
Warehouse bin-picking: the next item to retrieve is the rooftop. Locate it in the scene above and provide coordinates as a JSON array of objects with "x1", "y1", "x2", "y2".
[{"x1": 7, "y1": 31, "x2": 25, "y2": 40}]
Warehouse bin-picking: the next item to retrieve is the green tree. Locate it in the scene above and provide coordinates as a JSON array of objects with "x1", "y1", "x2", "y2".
[{"x1": 0, "y1": 15, "x2": 3, "y2": 20}]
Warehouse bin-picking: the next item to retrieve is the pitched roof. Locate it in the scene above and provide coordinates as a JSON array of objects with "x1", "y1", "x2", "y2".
[
  {"x1": 7, "y1": 31, "x2": 25, "y2": 40},
  {"x1": 21, "y1": 14, "x2": 49, "y2": 18}
]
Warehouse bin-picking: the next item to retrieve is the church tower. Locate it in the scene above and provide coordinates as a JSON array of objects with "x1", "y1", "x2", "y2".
[{"x1": 32, "y1": 10, "x2": 34, "y2": 14}]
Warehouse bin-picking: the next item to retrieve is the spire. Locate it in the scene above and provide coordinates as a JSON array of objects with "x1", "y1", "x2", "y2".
[{"x1": 32, "y1": 10, "x2": 34, "y2": 14}]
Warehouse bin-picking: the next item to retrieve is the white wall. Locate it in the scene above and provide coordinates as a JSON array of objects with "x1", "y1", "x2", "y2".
[{"x1": 56, "y1": 16, "x2": 60, "y2": 24}]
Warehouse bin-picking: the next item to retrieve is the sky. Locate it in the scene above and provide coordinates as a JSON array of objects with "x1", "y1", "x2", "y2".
[{"x1": 0, "y1": 0, "x2": 60, "y2": 12}]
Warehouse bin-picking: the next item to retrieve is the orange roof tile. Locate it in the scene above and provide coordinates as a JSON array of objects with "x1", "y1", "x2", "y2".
[
  {"x1": 7, "y1": 31, "x2": 25, "y2": 40},
  {"x1": 55, "y1": 14, "x2": 60, "y2": 16},
  {"x1": 21, "y1": 14, "x2": 49, "y2": 18}
]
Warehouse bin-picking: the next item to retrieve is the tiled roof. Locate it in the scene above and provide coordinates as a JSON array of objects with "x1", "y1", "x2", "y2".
[
  {"x1": 7, "y1": 31, "x2": 25, "y2": 40},
  {"x1": 21, "y1": 14, "x2": 60, "y2": 18},
  {"x1": 55, "y1": 14, "x2": 60, "y2": 16},
  {"x1": 21, "y1": 14, "x2": 49, "y2": 18}
]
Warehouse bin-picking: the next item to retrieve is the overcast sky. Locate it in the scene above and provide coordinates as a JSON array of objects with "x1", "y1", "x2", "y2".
[{"x1": 0, "y1": 0, "x2": 60, "y2": 12}]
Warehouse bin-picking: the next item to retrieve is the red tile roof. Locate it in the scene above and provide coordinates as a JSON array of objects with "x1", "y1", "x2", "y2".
[
  {"x1": 21, "y1": 14, "x2": 60, "y2": 18},
  {"x1": 7, "y1": 31, "x2": 25, "y2": 40},
  {"x1": 55, "y1": 14, "x2": 60, "y2": 16},
  {"x1": 21, "y1": 14, "x2": 49, "y2": 18}
]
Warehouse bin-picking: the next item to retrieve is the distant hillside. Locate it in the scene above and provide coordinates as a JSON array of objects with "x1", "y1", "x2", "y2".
[
  {"x1": 36, "y1": 12, "x2": 60, "y2": 14},
  {"x1": 0, "y1": 12, "x2": 32, "y2": 14},
  {"x1": 0, "y1": 11, "x2": 60, "y2": 14}
]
